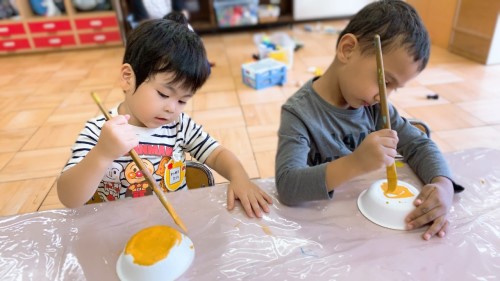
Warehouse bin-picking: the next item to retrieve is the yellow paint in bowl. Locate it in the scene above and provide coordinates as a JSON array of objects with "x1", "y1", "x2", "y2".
[{"x1": 117, "y1": 225, "x2": 194, "y2": 281}]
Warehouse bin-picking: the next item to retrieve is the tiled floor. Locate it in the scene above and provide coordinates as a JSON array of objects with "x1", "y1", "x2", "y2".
[{"x1": 1, "y1": 20, "x2": 500, "y2": 217}]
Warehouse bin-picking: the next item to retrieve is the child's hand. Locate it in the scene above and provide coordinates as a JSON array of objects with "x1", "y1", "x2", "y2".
[
  {"x1": 95, "y1": 115, "x2": 138, "y2": 161},
  {"x1": 352, "y1": 129, "x2": 398, "y2": 172},
  {"x1": 227, "y1": 179, "x2": 273, "y2": 218},
  {"x1": 405, "y1": 177, "x2": 454, "y2": 240}
]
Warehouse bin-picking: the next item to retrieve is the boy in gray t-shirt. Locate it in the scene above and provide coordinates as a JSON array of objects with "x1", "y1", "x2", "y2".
[{"x1": 276, "y1": 0, "x2": 463, "y2": 241}]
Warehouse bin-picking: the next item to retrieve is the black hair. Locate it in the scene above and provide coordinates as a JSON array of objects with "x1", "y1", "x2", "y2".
[
  {"x1": 163, "y1": 11, "x2": 189, "y2": 26},
  {"x1": 337, "y1": 0, "x2": 430, "y2": 71},
  {"x1": 123, "y1": 18, "x2": 210, "y2": 93}
]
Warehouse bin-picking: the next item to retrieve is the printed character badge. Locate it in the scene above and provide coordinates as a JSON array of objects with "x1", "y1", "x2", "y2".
[
  {"x1": 155, "y1": 153, "x2": 185, "y2": 192},
  {"x1": 124, "y1": 159, "x2": 154, "y2": 198},
  {"x1": 87, "y1": 162, "x2": 124, "y2": 203}
]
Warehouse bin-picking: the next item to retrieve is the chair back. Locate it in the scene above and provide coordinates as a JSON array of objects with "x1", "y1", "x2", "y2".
[
  {"x1": 185, "y1": 161, "x2": 215, "y2": 189},
  {"x1": 408, "y1": 119, "x2": 431, "y2": 138}
]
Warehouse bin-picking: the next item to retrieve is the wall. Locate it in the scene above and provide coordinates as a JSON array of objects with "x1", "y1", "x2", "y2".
[
  {"x1": 293, "y1": 0, "x2": 374, "y2": 20},
  {"x1": 407, "y1": 0, "x2": 459, "y2": 49}
]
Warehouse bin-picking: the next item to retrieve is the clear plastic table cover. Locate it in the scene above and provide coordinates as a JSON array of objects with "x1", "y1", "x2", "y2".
[{"x1": 1, "y1": 148, "x2": 499, "y2": 280}]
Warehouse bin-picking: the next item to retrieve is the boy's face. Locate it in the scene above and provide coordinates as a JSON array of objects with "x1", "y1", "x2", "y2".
[
  {"x1": 338, "y1": 44, "x2": 421, "y2": 109},
  {"x1": 121, "y1": 69, "x2": 193, "y2": 128}
]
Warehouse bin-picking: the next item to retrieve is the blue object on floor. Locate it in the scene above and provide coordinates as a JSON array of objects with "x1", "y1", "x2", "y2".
[{"x1": 241, "y1": 58, "x2": 287, "y2": 90}]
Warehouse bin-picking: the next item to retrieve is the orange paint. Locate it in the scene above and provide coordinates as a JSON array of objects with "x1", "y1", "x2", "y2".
[
  {"x1": 125, "y1": 226, "x2": 182, "y2": 266},
  {"x1": 381, "y1": 182, "x2": 414, "y2": 198},
  {"x1": 260, "y1": 224, "x2": 272, "y2": 235}
]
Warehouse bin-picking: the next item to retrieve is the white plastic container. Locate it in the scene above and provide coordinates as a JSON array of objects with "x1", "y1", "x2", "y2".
[{"x1": 254, "y1": 32, "x2": 295, "y2": 69}]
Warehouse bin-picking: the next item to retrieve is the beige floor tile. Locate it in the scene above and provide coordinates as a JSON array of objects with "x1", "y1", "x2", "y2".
[
  {"x1": 0, "y1": 128, "x2": 38, "y2": 153},
  {"x1": 242, "y1": 102, "x2": 283, "y2": 126},
  {"x1": 0, "y1": 73, "x2": 16, "y2": 86},
  {"x1": 390, "y1": 86, "x2": 450, "y2": 109},
  {"x1": 9, "y1": 92, "x2": 67, "y2": 113},
  {"x1": 281, "y1": 85, "x2": 301, "y2": 99},
  {"x1": 192, "y1": 107, "x2": 246, "y2": 130},
  {"x1": 0, "y1": 96, "x2": 20, "y2": 112},
  {"x1": 427, "y1": 46, "x2": 471, "y2": 64},
  {"x1": 415, "y1": 67, "x2": 464, "y2": 85},
  {"x1": 22, "y1": 123, "x2": 83, "y2": 151},
  {"x1": 457, "y1": 99, "x2": 500, "y2": 125},
  {"x1": 429, "y1": 134, "x2": 456, "y2": 153},
  {"x1": 427, "y1": 80, "x2": 500, "y2": 103},
  {"x1": 0, "y1": 147, "x2": 70, "y2": 182},
  {"x1": 199, "y1": 76, "x2": 236, "y2": 93},
  {"x1": 38, "y1": 183, "x2": 65, "y2": 212},
  {"x1": 237, "y1": 87, "x2": 286, "y2": 105},
  {"x1": 206, "y1": 65, "x2": 233, "y2": 81},
  {"x1": 286, "y1": 70, "x2": 317, "y2": 87},
  {"x1": 394, "y1": 107, "x2": 413, "y2": 119},
  {"x1": 192, "y1": 90, "x2": 239, "y2": 110},
  {"x1": 0, "y1": 177, "x2": 55, "y2": 216},
  {"x1": 45, "y1": 104, "x2": 99, "y2": 126},
  {"x1": 299, "y1": 56, "x2": 334, "y2": 71},
  {"x1": 405, "y1": 104, "x2": 485, "y2": 131},
  {"x1": 0, "y1": 152, "x2": 15, "y2": 170},
  {"x1": 60, "y1": 88, "x2": 112, "y2": 108},
  {"x1": 254, "y1": 150, "x2": 276, "y2": 179},
  {"x1": 435, "y1": 127, "x2": 500, "y2": 151},
  {"x1": 206, "y1": 127, "x2": 259, "y2": 182},
  {"x1": 0, "y1": 108, "x2": 54, "y2": 130},
  {"x1": 247, "y1": 125, "x2": 280, "y2": 153}
]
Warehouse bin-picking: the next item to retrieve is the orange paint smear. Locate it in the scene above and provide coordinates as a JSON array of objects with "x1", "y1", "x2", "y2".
[
  {"x1": 125, "y1": 225, "x2": 182, "y2": 266},
  {"x1": 381, "y1": 182, "x2": 414, "y2": 198},
  {"x1": 260, "y1": 223, "x2": 272, "y2": 235}
]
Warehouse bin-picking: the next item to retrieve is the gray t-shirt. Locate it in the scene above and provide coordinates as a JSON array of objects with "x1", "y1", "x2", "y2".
[{"x1": 276, "y1": 78, "x2": 452, "y2": 205}]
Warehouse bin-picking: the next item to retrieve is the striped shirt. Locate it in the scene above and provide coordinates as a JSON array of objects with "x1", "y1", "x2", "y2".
[{"x1": 63, "y1": 107, "x2": 219, "y2": 202}]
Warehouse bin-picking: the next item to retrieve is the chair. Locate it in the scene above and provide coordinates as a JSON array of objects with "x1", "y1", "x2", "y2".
[
  {"x1": 185, "y1": 160, "x2": 215, "y2": 190},
  {"x1": 408, "y1": 118, "x2": 431, "y2": 138}
]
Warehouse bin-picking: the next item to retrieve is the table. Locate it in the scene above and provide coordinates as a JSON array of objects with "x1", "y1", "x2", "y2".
[{"x1": 1, "y1": 148, "x2": 499, "y2": 280}]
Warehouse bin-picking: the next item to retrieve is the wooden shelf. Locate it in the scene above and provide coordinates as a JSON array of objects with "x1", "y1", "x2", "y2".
[
  {"x1": 120, "y1": 0, "x2": 294, "y2": 35},
  {"x1": 0, "y1": 0, "x2": 123, "y2": 55},
  {"x1": 449, "y1": 0, "x2": 500, "y2": 64}
]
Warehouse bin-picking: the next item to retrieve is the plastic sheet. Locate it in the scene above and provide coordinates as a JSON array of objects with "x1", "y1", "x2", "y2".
[{"x1": 1, "y1": 148, "x2": 499, "y2": 280}]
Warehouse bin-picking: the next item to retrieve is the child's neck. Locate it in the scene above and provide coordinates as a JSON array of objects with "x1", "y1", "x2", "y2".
[{"x1": 312, "y1": 61, "x2": 349, "y2": 109}]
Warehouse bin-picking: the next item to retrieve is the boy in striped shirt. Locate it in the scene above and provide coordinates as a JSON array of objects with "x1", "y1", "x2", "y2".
[{"x1": 58, "y1": 18, "x2": 272, "y2": 218}]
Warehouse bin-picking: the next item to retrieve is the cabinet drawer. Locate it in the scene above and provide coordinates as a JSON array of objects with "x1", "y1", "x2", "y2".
[
  {"x1": 28, "y1": 20, "x2": 72, "y2": 33},
  {"x1": 33, "y1": 35, "x2": 76, "y2": 48},
  {"x1": 75, "y1": 16, "x2": 118, "y2": 30},
  {"x1": 0, "y1": 23, "x2": 26, "y2": 37},
  {"x1": 0, "y1": 38, "x2": 31, "y2": 51},
  {"x1": 79, "y1": 31, "x2": 121, "y2": 44}
]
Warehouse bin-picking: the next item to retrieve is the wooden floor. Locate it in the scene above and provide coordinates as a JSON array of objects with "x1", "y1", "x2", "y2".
[{"x1": 1, "y1": 21, "x2": 500, "y2": 217}]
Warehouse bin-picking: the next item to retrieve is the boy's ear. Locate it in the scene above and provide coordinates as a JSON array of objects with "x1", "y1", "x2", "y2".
[
  {"x1": 120, "y1": 63, "x2": 136, "y2": 92},
  {"x1": 337, "y1": 33, "x2": 358, "y2": 63}
]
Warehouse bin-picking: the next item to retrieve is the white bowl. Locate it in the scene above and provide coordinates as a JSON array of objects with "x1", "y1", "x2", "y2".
[
  {"x1": 357, "y1": 179, "x2": 419, "y2": 230},
  {"x1": 116, "y1": 225, "x2": 194, "y2": 281}
]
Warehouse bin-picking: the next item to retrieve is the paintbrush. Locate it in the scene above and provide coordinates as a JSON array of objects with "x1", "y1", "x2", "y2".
[
  {"x1": 374, "y1": 35, "x2": 398, "y2": 193},
  {"x1": 91, "y1": 92, "x2": 188, "y2": 233}
]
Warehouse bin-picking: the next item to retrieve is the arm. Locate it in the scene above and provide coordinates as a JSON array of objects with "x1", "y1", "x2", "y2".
[
  {"x1": 180, "y1": 113, "x2": 271, "y2": 218},
  {"x1": 275, "y1": 109, "x2": 398, "y2": 205},
  {"x1": 326, "y1": 129, "x2": 398, "y2": 190},
  {"x1": 406, "y1": 176, "x2": 454, "y2": 240},
  {"x1": 57, "y1": 115, "x2": 138, "y2": 207},
  {"x1": 205, "y1": 146, "x2": 272, "y2": 218},
  {"x1": 387, "y1": 105, "x2": 456, "y2": 239}
]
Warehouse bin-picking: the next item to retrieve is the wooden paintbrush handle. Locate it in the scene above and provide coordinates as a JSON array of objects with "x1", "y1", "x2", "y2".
[
  {"x1": 374, "y1": 36, "x2": 398, "y2": 192},
  {"x1": 128, "y1": 150, "x2": 188, "y2": 233},
  {"x1": 374, "y1": 34, "x2": 391, "y2": 130}
]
